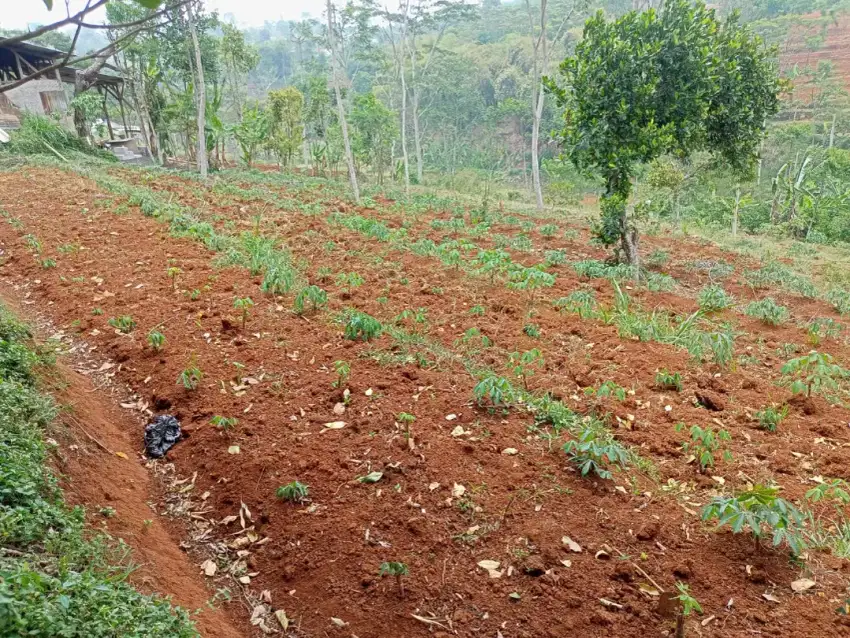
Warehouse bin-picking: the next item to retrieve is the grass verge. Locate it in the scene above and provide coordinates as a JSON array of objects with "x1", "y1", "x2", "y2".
[{"x1": 0, "y1": 303, "x2": 197, "y2": 636}]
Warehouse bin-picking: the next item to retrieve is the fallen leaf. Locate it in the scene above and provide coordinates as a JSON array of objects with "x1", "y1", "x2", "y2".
[
  {"x1": 452, "y1": 483, "x2": 466, "y2": 498},
  {"x1": 451, "y1": 425, "x2": 465, "y2": 437},
  {"x1": 322, "y1": 421, "x2": 347, "y2": 430},
  {"x1": 559, "y1": 559, "x2": 572, "y2": 568},
  {"x1": 638, "y1": 583, "x2": 660, "y2": 597},
  {"x1": 508, "y1": 592, "x2": 521, "y2": 601},
  {"x1": 501, "y1": 448, "x2": 518, "y2": 455},
  {"x1": 358, "y1": 471, "x2": 383, "y2": 483},
  {"x1": 330, "y1": 617, "x2": 347, "y2": 627},
  {"x1": 791, "y1": 578, "x2": 816, "y2": 593},
  {"x1": 762, "y1": 592, "x2": 781, "y2": 604},
  {"x1": 445, "y1": 414, "x2": 458, "y2": 421},
  {"x1": 239, "y1": 575, "x2": 251, "y2": 584},
  {"x1": 428, "y1": 482, "x2": 440, "y2": 491},
  {"x1": 115, "y1": 451, "x2": 128, "y2": 459},
  {"x1": 595, "y1": 549, "x2": 611, "y2": 560},
  {"x1": 274, "y1": 610, "x2": 289, "y2": 630},
  {"x1": 201, "y1": 559, "x2": 217, "y2": 576},
  {"x1": 562, "y1": 536, "x2": 582, "y2": 553}
]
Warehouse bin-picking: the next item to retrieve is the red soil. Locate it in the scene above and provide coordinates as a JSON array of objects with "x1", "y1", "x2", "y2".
[{"x1": 1, "y1": 166, "x2": 850, "y2": 637}]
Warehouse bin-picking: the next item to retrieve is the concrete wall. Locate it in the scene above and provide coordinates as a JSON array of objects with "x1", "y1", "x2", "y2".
[{"x1": 3, "y1": 78, "x2": 70, "y2": 128}]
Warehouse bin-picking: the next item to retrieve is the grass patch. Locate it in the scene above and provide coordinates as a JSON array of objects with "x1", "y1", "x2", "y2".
[{"x1": 0, "y1": 304, "x2": 197, "y2": 636}]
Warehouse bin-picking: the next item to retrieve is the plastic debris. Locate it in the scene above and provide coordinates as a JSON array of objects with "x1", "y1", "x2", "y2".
[{"x1": 144, "y1": 414, "x2": 181, "y2": 458}]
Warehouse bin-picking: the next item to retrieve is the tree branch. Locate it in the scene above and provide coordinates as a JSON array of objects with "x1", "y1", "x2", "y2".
[
  {"x1": 0, "y1": 0, "x2": 110, "y2": 47},
  {"x1": 0, "y1": 17, "x2": 171, "y2": 93}
]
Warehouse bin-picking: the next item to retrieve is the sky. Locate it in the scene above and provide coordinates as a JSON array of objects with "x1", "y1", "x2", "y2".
[{"x1": 0, "y1": 0, "x2": 321, "y2": 31}]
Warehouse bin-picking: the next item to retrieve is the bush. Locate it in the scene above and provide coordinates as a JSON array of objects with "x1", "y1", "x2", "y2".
[{"x1": 745, "y1": 298, "x2": 789, "y2": 326}]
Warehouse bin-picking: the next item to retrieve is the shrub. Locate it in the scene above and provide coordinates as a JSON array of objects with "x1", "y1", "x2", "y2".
[
  {"x1": 745, "y1": 297, "x2": 789, "y2": 326},
  {"x1": 826, "y1": 288, "x2": 850, "y2": 316},
  {"x1": 342, "y1": 311, "x2": 382, "y2": 341},
  {"x1": 701, "y1": 485, "x2": 805, "y2": 554},
  {"x1": 698, "y1": 285, "x2": 734, "y2": 312},
  {"x1": 755, "y1": 404, "x2": 788, "y2": 432},
  {"x1": 655, "y1": 369, "x2": 683, "y2": 392}
]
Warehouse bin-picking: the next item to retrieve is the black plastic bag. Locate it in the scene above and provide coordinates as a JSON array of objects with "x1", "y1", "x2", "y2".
[{"x1": 144, "y1": 414, "x2": 181, "y2": 458}]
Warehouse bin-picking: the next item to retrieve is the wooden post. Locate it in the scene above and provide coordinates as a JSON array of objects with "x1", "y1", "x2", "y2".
[
  {"x1": 100, "y1": 86, "x2": 114, "y2": 140},
  {"x1": 13, "y1": 51, "x2": 24, "y2": 81}
]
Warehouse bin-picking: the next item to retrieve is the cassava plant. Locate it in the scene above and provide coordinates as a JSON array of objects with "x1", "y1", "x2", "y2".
[
  {"x1": 782, "y1": 350, "x2": 849, "y2": 399},
  {"x1": 147, "y1": 328, "x2": 165, "y2": 352},
  {"x1": 276, "y1": 481, "x2": 310, "y2": 503},
  {"x1": 379, "y1": 562, "x2": 408, "y2": 596},
  {"x1": 233, "y1": 297, "x2": 254, "y2": 330},
  {"x1": 677, "y1": 423, "x2": 731, "y2": 472},
  {"x1": 701, "y1": 484, "x2": 805, "y2": 555}
]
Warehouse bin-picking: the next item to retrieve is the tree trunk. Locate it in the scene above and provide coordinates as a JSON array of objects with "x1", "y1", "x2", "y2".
[
  {"x1": 412, "y1": 86, "x2": 423, "y2": 184},
  {"x1": 73, "y1": 46, "x2": 115, "y2": 140},
  {"x1": 400, "y1": 76, "x2": 411, "y2": 193},
  {"x1": 186, "y1": 1, "x2": 208, "y2": 178},
  {"x1": 531, "y1": 81, "x2": 545, "y2": 210},
  {"x1": 829, "y1": 113, "x2": 836, "y2": 148},
  {"x1": 327, "y1": 0, "x2": 360, "y2": 204},
  {"x1": 732, "y1": 185, "x2": 740, "y2": 237}
]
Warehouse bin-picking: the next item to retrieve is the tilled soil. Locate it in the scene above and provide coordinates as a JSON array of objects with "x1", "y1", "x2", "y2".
[{"x1": 1, "y1": 165, "x2": 850, "y2": 637}]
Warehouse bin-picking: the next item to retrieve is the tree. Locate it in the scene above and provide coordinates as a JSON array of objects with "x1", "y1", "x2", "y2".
[
  {"x1": 233, "y1": 102, "x2": 270, "y2": 167},
  {"x1": 351, "y1": 91, "x2": 397, "y2": 184},
  {"x1": 326, "y1": 0, "x2": 361, "y2": 203},
  {"x1": 220, "y1": 22, "x2": 259, "y2": 120},
  {"x1": 547, "y1": 0, "x2": 781, "y2": 267},
  {"x1": 525, "y1": 0, "x2": 585, "y2": 211},
  {"x1": 185, "y1": 0, "x2": 208, "y2": 177},
  {"x1": 267, "y1": 87, "x2": 305, "y2": 167}
]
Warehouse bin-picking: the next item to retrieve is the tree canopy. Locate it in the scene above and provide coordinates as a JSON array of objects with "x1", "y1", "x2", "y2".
[{"x1": 547, "y1": 0, "x2": 782, "y2": 265}]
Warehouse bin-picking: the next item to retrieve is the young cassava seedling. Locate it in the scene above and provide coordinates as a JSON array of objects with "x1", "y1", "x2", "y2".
[
  {"x1": 233, "y1": 297, "x2": 254, "y2": 330},
  {"x1": 147, "y1": 328, "x2": 165, "y2": 352},
  {"x1": 277, "y1": 481, "x2": 310, "y2": 503},
  {"x1": 108, "y1": 315, "x2": 136, "y2": 334},
  {"x1": 379, "y1": 562, "x2": 409, "y2": 596},
  {"x1": 755, "y1": 404, "x2": 788, "y2": 432},
  {"x1": 178, "y1": 359, "x2": 203, "y2": 390},
  {"x1": 677, "y1": 424, "x2": 731, "y2": 472}
]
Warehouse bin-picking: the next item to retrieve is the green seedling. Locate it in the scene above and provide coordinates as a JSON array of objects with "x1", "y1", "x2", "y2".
[
  {"x1": 210, "y1": 415, "x2": 238, "y2": 431},
  {"x1": 746, "y1": 297, "x2": 789, "y2": 326},
  {"x1": 379, "y1": 562, "x2": 409, "y2": 596},
  {"x1": 677, "y1": 423, "x2": 731, "y2": 471},
  {"x1": 508, "y1": 349, "x2": 544, "y2": 391},
  {"x1": 655, "y1": 370, "x2": 683, "y2": 392},
  {"x1": 755, "y1": 404, "x2": 788, "y2": 432},
  {"x1": 563, "y1": 426, "x2": 630, "y2": 480},
  {"x1": 233, "y1": 297, "x2": 254, "y2": 330},
  {"x1": 782, "y1": 350, "x2": 849, "y2": 398},
  {"x1": 294, "y1": 285, "x2": 328, "y2": 315},
  {"x1": 167, "y1": 266, "x2": 182, "y2": 291},
  {"x1": 342, "y1": 310, "x2": 382, "y2": 341},
  {"x1": 147, "y1": 328, "x2": 165, "y2": 352},
  {"x1": 473, "y1": 375, "x2": 515, "y2": 408},
  {"x1": 178, "y1": 359, "x2": 203, "y2": 390},
  {"x1": 332, "y1": 360, "x2": 350, "y2": 388},
  {"x1": 108, "y1": 315, "x2": 136, "y2": 334},
  {"x1": 276, "y1": 481, "x2": 310, "y2": 503},
  {"x1": 698, "y1": 285, "x2": 733, "y2": 312}
]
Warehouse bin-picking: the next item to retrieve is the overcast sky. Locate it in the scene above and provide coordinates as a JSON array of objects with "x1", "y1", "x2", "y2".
[{"x1": 1, "y1": 0, "x2": 321, "y2": 31}]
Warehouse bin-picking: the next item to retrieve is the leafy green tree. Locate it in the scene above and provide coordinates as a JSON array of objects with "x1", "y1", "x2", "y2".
[
  {"x1": 547, "y1": 0, "x2": 781, "y2": 266},
  {"x1": 351, "y1": 92, "x2": 397, "y2": 184},
  {"x1": 220, "y1": 22, "x2": 260, "y2": 119},
  {"x1": 233, "y1": 103, "x2": 270, "y2": 167},
  {"x1": 267, "y1": 87, "x2": 305, "y2": 167}
]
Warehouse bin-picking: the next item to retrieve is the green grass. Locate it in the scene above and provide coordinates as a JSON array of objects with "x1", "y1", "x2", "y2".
[{"x1": 0, "y1": 304, "x2": 197, "y2": 636}]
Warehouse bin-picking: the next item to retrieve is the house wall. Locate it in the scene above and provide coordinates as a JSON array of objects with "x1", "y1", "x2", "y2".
[{"x1": 3, "y1": 78, "x2": 70, "y2": 128}]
